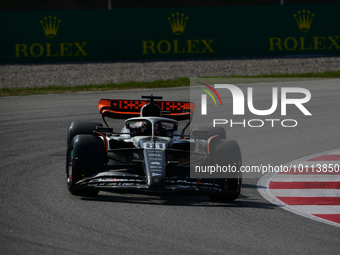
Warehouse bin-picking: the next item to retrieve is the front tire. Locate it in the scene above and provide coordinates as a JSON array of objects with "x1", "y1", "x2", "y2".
[
  {"x1": 67, "y1": 134, "x2": 105, "y2": 196},
  {"x1": 208, "y1": 140, "x2": 242, "y2": 202}
]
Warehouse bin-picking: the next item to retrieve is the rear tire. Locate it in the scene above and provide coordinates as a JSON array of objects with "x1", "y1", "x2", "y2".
[
  {"x1": 208, "y1": 140, "x2": 242, "y2": 202},
  {"x1": 66, "y1": 121, "x2": 102, "y2": 176},
  {"x1": 67, "y1": 134, "x2": 104, "y2": 196},
  {"x1": 67, "y1": 122, "x2": 103, "y2": 152}
]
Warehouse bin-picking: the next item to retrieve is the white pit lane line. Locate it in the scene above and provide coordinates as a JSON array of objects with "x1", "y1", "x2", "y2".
[{"x1": 258, "y1": 148, "x2": 340, "y2": 228}]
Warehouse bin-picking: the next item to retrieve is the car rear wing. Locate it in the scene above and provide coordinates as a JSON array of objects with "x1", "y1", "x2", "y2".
[{"x1": 98, "y1": 99, "x2": 195, "y2": 121}]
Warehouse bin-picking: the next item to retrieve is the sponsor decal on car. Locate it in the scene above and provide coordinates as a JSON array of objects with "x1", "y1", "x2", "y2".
[
  {"x1": 149, "y1": 158, "x2": 163, "y2": 161},
  {"x1": 144, "y1": 143, "x2": 166, "y2": 149},
  {"x1": 106, "y1": 182, "x2": 134, "y2": 186},
  {"x1": 148, "y1": 153, "x2": 162, "y2": 157}
]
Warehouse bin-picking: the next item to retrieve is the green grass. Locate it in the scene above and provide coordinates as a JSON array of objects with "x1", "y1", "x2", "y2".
[{"x1": 1, "y1": 70, "x2": 339, "y2": 97}]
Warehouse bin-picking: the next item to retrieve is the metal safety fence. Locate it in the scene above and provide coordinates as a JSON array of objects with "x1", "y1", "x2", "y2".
[{"x1": 1, "y1": 0, "x2": 339, "y2": 11}]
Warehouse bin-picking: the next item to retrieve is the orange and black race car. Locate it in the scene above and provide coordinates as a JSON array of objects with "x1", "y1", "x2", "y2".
[{"x1": 66, "y1": 95, "x2": 242, "y2": 201}]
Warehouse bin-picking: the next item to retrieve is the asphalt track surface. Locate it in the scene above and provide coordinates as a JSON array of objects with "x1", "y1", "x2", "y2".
[{"x1": 1, "y1": 80, "x2": 340, "y2": 254}]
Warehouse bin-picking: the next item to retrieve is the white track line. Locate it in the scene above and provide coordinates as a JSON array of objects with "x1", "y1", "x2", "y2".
[
  {"x1": 258, "y1": 148, "x2": 340, "y2": 228},
  {"x1": 271, "y1": 189, "x2": 340, "y2": 197},
  {"x1": 271, "y1": 175, "x2": 340, "y2": 182}
]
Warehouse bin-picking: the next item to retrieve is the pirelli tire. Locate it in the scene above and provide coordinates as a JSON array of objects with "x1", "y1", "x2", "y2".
[
  {"x1": 66, "y1": 121, "x2": 103, "y2": 152},
  {"x1": 67, "y1": 134, "x2": 105, "y2": 196},
  {"x1": 66, "y1": 121, "x2": 103, "y2": 176},
  {"x1": 208, "y1": 139, "x2": 242, "y2": 202}
]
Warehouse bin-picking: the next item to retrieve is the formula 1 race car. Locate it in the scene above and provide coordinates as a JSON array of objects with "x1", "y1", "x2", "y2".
[{"x1": 66, "y1": 95, "x2": 242, "y2": 201}]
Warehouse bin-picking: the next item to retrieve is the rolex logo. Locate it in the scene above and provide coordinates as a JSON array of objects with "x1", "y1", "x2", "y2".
[
  {"x1": 294, "y1": 10, "x2": 314, "y2": 32},
  {"x1": 40, "y1": 16, "x2": 61, "y2": 38},
  {"x1": 167, "y1": 13, "x2": 188, "y2": 35}
]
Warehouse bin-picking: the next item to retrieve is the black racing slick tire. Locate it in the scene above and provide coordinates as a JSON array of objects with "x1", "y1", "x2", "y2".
[
  {"x1": 208, "y1": 140, "x2": 242, "y2": 202},
  {"x1": 67, "y1": 134, "x2": 105, "y2": 196},
  {"x1": 66, "y1": 121, "x2": 103, "y2": 176},
  {"x1": 66, "y1": 121, "x2": 103, "y2": 151}
]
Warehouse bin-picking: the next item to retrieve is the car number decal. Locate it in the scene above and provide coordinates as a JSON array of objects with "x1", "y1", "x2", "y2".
[{"x1": 143, "y1": 143, "x2": 165, "y2": 149}]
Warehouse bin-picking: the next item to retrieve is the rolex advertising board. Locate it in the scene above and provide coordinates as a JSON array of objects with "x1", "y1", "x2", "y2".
[
  {"x1": 0, "y1": 5, "x2": 339, "y2": 63},
  {"x1": 242, "y1": 5, "x2": 340, "y2": 56}
]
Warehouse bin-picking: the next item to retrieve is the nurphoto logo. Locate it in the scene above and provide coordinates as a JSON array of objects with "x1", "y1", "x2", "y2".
[{"x1": 196, "y1": 82, "x2": 312, "y2": 128}]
